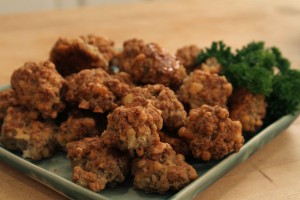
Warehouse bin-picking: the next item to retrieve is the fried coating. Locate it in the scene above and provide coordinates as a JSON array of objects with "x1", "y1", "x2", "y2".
[
  {"x1": 65, "y1": 68, "x2": 130, "y2": 113},
  {"x1": 132, "y1": 142, "x2": 198, "y2": 194},
  {"x1": 80, "y1": 34, "x2": 116, "y2": 62},
  {"x1": 66, "y1": 137, "x2": 129, "y2": 192},
  {"x1": 177, "y1": 70, "x2": 232, "y2": 109},
  {"x1": 118, "y1": 38, "x2": 146, "y2": 72},
  {"x1": 200, "y1": 57, "x2": 222, "y2": 74},
  {"x1": 158, "y1": 131, "x2": 190, "y2": 156},
  {"x1": 178, "y1": 105, "x2": 244, "y2": 161},
  {"x1": 111, "y1": 72, "x2": 134, "y2": 86},
  {"x1": 229, "y1": 87, "x2": 267, "y2": 133},
  {"x1": 122, "y1": 84, "x2": 186, "y2": 130},
  {"x1": 175, "y1": 45, "x2": 200, "y2": 73},
  {"x1": 50, "y1": 37, "x2": 108, "y2": 76},
  {"x1": 132, "y1": 43, "x2": 187, "y2": 88},
  {"x1": 0, "y1": 89, "x2": 16, "y2": 122},
  {"x1": 1, "y1": 106, "x2": 57, "y2": 160},
  {"x1": 101, "y1": 103, "x2": 162, "y2": 155},
  {"x1": 120, "y1": 41, "x2": 187, "y2": 89},
  {"x1": 56, "y1": 112, "x2": 99, "y2": 150},
  {"x1": 11, "y1": 61, "x2": 66, "y2": 119},
  {"x1": 103, "y1": 75, "x2": 132, "y2": 99}
]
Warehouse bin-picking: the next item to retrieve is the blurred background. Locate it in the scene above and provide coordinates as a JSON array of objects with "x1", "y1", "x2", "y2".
[{"x1": 0, "y1": 0, "x2": 146, "y2": 14}]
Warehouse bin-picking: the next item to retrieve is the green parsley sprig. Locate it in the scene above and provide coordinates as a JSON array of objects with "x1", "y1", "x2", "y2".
[
  {"x1": 195, "y1": 40, "x2": 300, "y2": 121},
  {"x1": 195, "y1": 41, "x2": 234, "y2": 68},
  {"x1": 267, "y1": 69, "x2": 300, "y2": 121}
]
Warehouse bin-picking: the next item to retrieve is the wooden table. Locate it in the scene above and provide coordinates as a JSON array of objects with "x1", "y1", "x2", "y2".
[{"x1": 1, "y1": 0, "x2": 300, "y2": 199}]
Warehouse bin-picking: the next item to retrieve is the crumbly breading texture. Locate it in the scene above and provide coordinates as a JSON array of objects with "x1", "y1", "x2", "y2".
[
  {"x1": 56, "y1": 113, "x2": 99, "y2": 149},
  {"x1": 111, "y1": 72, "x2": 134, "y2": 86},
  {"x1": 175, "y1": 45, "x2": 200, "y2": 73},
  {"x1": 229, "y1": 87, "x2": 267, "y2": 133},
  {"x1": 131, "y1": 43, "x2": 187, "y2": 89},
  {"x1": 178, "y1": 105, "x2": 244, "y2": 161},
  {"x1": 158, "y1": 131, "x2": 190, "y2": 156},
  {"x1": 122, "y1": 84, "x2": 187, "y2": 130},
  {"x1": 101, "y1": 103, "x2": 162, "y2": 154},
  {"x1": 65, "y1": 68, "x2": 130, "y2": 113},
  {"x1": 103, "y1": 75, "x2": 132, "y2": 99},
  {"x1": 11, "y1": 61, "x2": 66, "y2": 119},
  {"x1": 80, "y1": 34, "x2": 116, "y2": 62},
  {"x1": 66, "y1": 137, "x2": 129, "y2": 192},
  {"x1": 50, "y1": 37, "x2": 108, "y2": 76},
  {"x1": 118, "y1": 38, "x2": 146, "y2": 73},
  {"x1": 119, "y1": 40, "x2": 187, "y2": 89},
  {"x1": 177, "y1": 70, "x2": 232, "y2": 109},
  {"x1": 132, "y1": 142, "x2": 198, "y2": 194},
  {"x1": 1, "y1": 106, "x2": 57, "y2": 160},
  {"x1": 0, "y1": 89, "x2": 17, "y2": 121}
]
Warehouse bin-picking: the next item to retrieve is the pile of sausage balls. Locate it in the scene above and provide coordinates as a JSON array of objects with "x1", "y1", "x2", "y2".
[{"x1": 1, "y1": 35, "x2": 262, "y2": 194}]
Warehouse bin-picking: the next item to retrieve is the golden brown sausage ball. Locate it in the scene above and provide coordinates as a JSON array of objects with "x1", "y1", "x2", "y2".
[
  {"x1": 1, "y1": 106, "x2": 57, "y2": 160},
  {"x1": 80, "y1": 34, "x2": 116, "y2": 62},
  {"x1": 131, "y1": 43, "x2": 187, "y2": 89},
  {"x1": 132, "y1": 142, "x2": 198, "y2": 194},
  {"x1": 50, "y1": 37, "x2": 108, "y2": 76},
  {"x1": 56, "y1": 111, "x2": 99, "y2": 150},
  {"x1": 178, "y1": 105, "x2": 244, "y2": 161},
  {"x1": 101, "y1": 103, "x2": 163, "y2": 155},
  {"x1": 0, "y1": 89, "x2": 17, "y2": 122},
  {"x1": 229, "y1": 87, "x2": 267, "y2": 133},
  {"x1": 119, "y1": 40, "x2": 187, "y2": 89},
  {"x1": 175, "y1": 45, "x2": 200, "y2": 73},
  {"x1": 118, "y1": 38, "x2": 146, "y2": 72},
  {"x1": 122, "y1": 84, "x2": 187, "y2": 130},
  {"x1": 11, "y1": 61, "x2": 66, "y2": 119},
  {"x1": 177, "y1": 70, "x2": 232, "y2": 109},
  {"x1": 65, "y1": 68, "x2": 130, "y2": 113},
  {"x1": 66, "y1": 137, "x2": 129, "y2": 192}
]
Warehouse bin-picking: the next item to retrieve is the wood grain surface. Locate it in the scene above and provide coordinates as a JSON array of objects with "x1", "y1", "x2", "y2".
[{"x1": 0, "y1": 0, "x2": 300, "y2": 199}]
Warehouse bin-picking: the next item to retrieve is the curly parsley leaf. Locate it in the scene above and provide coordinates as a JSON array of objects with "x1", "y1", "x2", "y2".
[
  {"x1": 223, "y1": 63, "x2": 273, "y2": 95},
  {"x1": 235, "y1": 42, "x2": 277, "y2": 71},
  {"x1": 267, "y1": 69, "x2": 300, "y2": 121},
  {"x1": 195, "y1": 41, "x2": 234, "y2": 68}
]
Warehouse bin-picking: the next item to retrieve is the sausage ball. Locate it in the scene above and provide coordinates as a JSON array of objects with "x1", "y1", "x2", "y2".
[
  {"x1": 229, "y1": 87, "x2": 267, "y2": 133},
  {"x1": 122, "y1": 84, "x2": 187, "y2": 130},
  {"x1": 66, "y1": 137, "x2": 129, "y2": 192},
  {"x1": 178, "y1": 105, "x2": 244, "y2": 161},
  {"x1": 101, "y1": 103, "x2": 163, "y2": 155},
  {"x1": 56, "y1": 111, "x2": 101, "y2": 150},
  {"x1": 50, "y1": 37, "x2": 108, "y2": 76},
  {"x1": 0, "y1": 89, "x2": 17, "y2": 122},
  {"x1": 175, "y1": 45, "x2": 200, "y2": 73},
  {"x1": 11, "y1": 61, "x2": 66, "y2": 119},
  {"x1": 177, "y1": 70, "x2": 232, "y2": 109},
  {"x1": 132, "y1": 142, "x2": 198, "y2": 194},
  {"x1": 65, "y1": 68, "x2": 130, "y2": 113},
  {"x1": 1, "y1": 106, "x2": 57, "y2": 160},
  {"x1": 80, "y1": 34, "x2": 116, "y2": 62},
  {"x1": 120, "y1": 41, "x2": 187, "y2": 89},
  {"x1": 118, "y1": 38, "x2": 146, "y2": 72}
]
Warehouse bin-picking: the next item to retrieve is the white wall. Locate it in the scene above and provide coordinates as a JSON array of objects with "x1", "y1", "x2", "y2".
[{"x1": 0, "y1": 0, "x2": 143, "y2": 14}]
